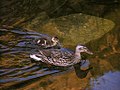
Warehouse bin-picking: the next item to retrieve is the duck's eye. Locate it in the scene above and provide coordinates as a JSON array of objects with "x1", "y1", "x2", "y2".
[{"x1": 79, "y1": 48, "x2": 82, "y2": 50}]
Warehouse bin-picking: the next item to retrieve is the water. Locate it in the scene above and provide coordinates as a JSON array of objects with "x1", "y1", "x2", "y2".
[
  {"x1": 89, "y1": 71, "x2": 120, "y2": 90},
  {"x1": 0, "y1": 28, "x2": 72, "y2": 89},
  {"x1": 0, "y1": 28, "x2": 120, "y2": 90}
]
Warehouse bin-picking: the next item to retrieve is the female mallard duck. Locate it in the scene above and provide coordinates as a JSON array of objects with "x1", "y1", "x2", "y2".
[
  {"x1": 30, "y1": 44, "x2": 93, "y2": 67},
  {"x1": 35, "y1": 36, "x2": 61, "y2": 49}
]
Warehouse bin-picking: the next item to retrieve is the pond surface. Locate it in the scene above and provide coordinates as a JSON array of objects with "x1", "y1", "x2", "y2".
[{"x1": 0, "y1": 28, "x2": 120, "y2": 90}]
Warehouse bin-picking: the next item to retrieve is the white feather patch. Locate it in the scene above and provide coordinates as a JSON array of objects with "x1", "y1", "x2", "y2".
[
  {"x1": 37, "y1": 40, "x2": 41, "y2": 43},
  {"x1": 30, "y1": 54, "x2": 42, "y2": 61}
]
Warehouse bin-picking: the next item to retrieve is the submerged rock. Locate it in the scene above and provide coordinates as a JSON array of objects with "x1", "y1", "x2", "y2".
[{"x1": 27, "y1": 13, "x2": 114, "y2": 47}]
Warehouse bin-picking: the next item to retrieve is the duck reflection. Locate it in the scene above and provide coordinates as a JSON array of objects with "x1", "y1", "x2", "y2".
[
  {"x1": 74, "y1": 61, "x2": 93, "y2": 79},
  {"x1": 73, "y1": 53, "x2": 93, "y2": 79}
]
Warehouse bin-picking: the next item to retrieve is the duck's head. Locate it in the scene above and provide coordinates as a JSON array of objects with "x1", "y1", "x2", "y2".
[
  {"x1": 51, "y1": 36, "x2": 59, "y2": 45},
  {"x1": 76, "y1": 44, "x2": 93, "y2": 55}
]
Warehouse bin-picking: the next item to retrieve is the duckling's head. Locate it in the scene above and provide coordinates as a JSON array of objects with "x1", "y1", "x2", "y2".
[
  {"x1": 51, "y1": 36, "x2": 59, "y2": 45},
  {"x1": 76, "y1": 44, "x2": 93, "y2": 55}
]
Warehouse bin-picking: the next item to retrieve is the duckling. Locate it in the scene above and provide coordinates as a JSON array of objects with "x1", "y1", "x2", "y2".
[
  {"x1": 30, "y1": 44, "x2": 93, "y2": 67},
  {"x1": 35, "y1": 36, "x2": 61, "y2": 49}
]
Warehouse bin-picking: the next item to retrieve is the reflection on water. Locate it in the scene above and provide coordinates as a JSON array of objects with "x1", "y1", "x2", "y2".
[
  {"x1": 0, "y1": 28, "x2": 120, "y2": 90},
  {"x1": 90, "y1": 71, "x2": 120, "y2": 90}
]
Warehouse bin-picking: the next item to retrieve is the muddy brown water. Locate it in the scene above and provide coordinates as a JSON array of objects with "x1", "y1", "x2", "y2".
[{"x1": 0, "y1": 28, "x2": 120, "y2": 90}]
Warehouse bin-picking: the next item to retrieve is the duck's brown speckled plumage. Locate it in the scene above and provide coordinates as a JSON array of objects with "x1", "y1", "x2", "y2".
[
  {"x1": 30, "y1": 45, "x2": 93, "y2": 67},
  {"x1": 38, "y1": 49, "x2": 74, "y2": 66}
]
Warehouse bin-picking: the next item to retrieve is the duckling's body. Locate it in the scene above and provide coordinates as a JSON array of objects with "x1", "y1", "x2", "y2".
[
  {"x1": 30, "y1": 45, "x2": 93, "y2": 67},
  {"x1": 35, "y1": 36, "x2": 61, "y2": 49}
]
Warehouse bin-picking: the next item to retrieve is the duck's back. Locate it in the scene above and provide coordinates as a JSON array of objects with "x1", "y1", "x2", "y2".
[{"x1": 37, "y1": 48, "x2": 75, "y2": 66}]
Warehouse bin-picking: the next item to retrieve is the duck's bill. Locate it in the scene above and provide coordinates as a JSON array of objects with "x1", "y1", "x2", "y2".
[{"x1": 86, "y1": 50, "x2": 93, "y2": 55}]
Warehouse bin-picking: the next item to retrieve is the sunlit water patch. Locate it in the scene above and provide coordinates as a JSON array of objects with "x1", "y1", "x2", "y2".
[{"x1": 89, "y1": 71, "x2": 120, "y2": 90}]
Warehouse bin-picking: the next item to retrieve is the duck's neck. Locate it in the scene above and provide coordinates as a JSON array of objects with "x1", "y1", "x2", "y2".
[{"x1": 74, "y1": 51, "x2": 81, "y2": 61}]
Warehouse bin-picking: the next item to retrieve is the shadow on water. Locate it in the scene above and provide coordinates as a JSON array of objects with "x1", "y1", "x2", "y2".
[{"x1": 0, "y1": 28, "x2": 120, "y2": 90}]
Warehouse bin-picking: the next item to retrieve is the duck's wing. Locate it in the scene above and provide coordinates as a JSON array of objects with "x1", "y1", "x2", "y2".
[
  {"x1": 30, "y1": 48, "x2": 75, "y2": 66},
  {"x1": 38, "y1": 49, "x2": 75, "y2": 66}
]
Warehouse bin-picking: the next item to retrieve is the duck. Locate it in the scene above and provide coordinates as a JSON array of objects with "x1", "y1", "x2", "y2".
[
  {"x1": 34, "y1": 36, "x2": 61, "y2": 49},
  {"x1": 30, "y1": 44, "x2": 93, "y2": 67}
]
